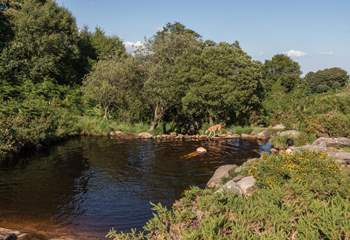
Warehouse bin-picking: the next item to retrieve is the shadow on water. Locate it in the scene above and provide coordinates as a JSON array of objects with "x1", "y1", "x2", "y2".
[{"x1": 0, "y1": 137, "x2": 266, "y2": 239}]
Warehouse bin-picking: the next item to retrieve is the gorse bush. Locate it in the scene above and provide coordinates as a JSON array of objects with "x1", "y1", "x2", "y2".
[
  {"x1": 264, "y1": 84, "x2": 350, "y2": 137},
  {"x1": 270, "y1": 132, "x2": 316, "y2": 149},
  {"x1": 107, "y1": 152, "x2": 350, "y2": 240},
  {"x1": 305, "y1": 111, "x2": 350, "y2": 137},
  {"x1": 0, "y1": 93, "x2": 81, "y2": 158}
]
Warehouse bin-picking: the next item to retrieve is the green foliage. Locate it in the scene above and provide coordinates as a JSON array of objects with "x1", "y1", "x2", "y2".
[
  {"x1": 144, "y1": 22, "x2": 202, "y2": 131},
  {"x1": 263, "y1": 54, "x2": 302, "y2": 93},
  {"x1": 305, "y1": 111, "x2": 350, "y2": 137},
  {"x1": 227, "y1": 126, "x2": 253, "y2": 135},
  {"x1": 0, "y1": 92, "x2": 81, "y2": 158},
  {"x1": 0, "y1": 0, "x2": 82, "y2": 85},
  {"x1": 270, "y1": 132, "x2": 316, "y2": 149},
  {"x1": 83, "y1": 56, "x2": 147, "y2": 120},
  {"x1": 181, "y1": 42, "x2": 264, "y2": 126},
  {"x1": 90, "y1": 26, "x2": 126, "y2": 61},
  {"x1": 77, "y1": 117, "x2": 150, "y2": 136},
  {"x1": 264, "y1": 85, "x2": 350, "y2": 137},
  {"x1": 108, "y1": 152, "x2": 350, "y2": 240},
  {"x1": 305, "y1": 67, "x2": 349, "y2": 93}
]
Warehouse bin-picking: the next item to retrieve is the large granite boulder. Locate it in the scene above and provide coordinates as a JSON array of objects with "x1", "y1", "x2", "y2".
[
  {"x1": 216, "y1": 176, "x2": 257, "y2": 196},
  {"x1": 312, "y1": 137, "x2": 350, "y2": 148},
  {"x1": 326, "y1": 151, "x2": 350, "y2": 166},
  {"x1": 207, "y1": 164, "x2": 237, "y2": 188}
]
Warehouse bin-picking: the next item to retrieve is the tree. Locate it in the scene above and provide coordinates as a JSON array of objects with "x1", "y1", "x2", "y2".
[
  {"x1": 263, "y1": 54, "x2": 302, "y2": 93},
  {"x1": 90, "y1": 26, "x2": 126, "y2": 61},
  {"x1": 305, "y1": 67, "x2": 349, "y2": 93},
  {"x1": 144, "y1": 22, "x2": 202, "y2": 130},
  {"x1": 0, "y1": 4, "x2": 13, "y2": 52},
  {"x1": 0, "y1": 0, "x2": 81, "y2": 85},
  {"x1": 180, "y1": 42, "x2": 264, "y2": 127},
  {"x1": 83, "y1": 57, "x2": 146, "y2": 120}
]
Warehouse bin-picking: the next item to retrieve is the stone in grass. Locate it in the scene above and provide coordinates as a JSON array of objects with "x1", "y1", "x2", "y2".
[
  {"x1": 207, "y1": 164, "x2": 238, "y2": 188},
  {"x1": 271, "y1": 124, "x2": 286, "y2": 131},
  {"x1": 312, "y1": 137, "x2": 350, "y2": 148},
  {"x1": 216, "y1": 176, "x2": 257, "y2": 196},
  {"x1": 278, "y1": 130, "x2": 301, "y2": 138}
]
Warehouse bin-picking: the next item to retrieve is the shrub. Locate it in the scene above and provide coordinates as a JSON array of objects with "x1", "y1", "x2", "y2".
[
  {"x1": 305, "y1": 67, "x2": 349, "y2": 94},
  {"x1": 107, "y1": 152, "x2": 350, "y2": 240},
  {"x1": 304, "y1": 112, "x2": 350, "y2": 137},
  {"x1": 270, "y1": 132, "x2": 316, "y2": 149},
  {"x1": 229, "y1": 126, "x2": 253, "y2": 135}
]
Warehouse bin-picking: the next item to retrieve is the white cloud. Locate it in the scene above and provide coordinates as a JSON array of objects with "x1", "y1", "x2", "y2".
[
  {"x1": 285, "y1": 49, "x2": 307, "y2": 58},
  {"x1": 320, "y1": 51, "x2": 334, "y2": 55},
  {"x1": 124, "y1": 41, "x2": 145, "y2": 53}
]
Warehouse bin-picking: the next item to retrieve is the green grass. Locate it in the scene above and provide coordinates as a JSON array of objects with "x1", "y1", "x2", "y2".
[
  {"x1": 107, "y1": 152, "x2": 350, "y2": 240},
  {"x1": 270, "y1": 131, "x2": 316, "y2": 149},
  {"x1": 77, "y1": 116, "x2": 151, "y2": 136},
  {"x1": 225, "y1": 126, "x2": 254, "y2": 135},
  {"x1": 341, "y1": 147, "x2": 350, "y2": 152}
]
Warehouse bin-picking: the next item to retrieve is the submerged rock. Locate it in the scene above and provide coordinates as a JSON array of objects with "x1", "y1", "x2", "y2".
[
  {"x1": 207, "y1": 164, "x2": 238, "y2": 188},
  {"x1": 196, "y1": 147, "x2": 207, "y2": 154}
]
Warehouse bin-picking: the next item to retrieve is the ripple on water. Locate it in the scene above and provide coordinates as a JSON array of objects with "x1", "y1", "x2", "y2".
[{"x1": 0, "y1": 137, "x2": 262, "y2": 239}]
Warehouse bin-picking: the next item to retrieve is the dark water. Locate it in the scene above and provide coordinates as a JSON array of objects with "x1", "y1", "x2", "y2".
[{"x1": 0, "y1": 137, "x2": 263, "y2": 239}]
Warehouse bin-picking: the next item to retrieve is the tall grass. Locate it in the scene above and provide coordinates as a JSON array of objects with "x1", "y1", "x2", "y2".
[{"x1": 77, "y1": 116, "x2": 150, "y2": 136}]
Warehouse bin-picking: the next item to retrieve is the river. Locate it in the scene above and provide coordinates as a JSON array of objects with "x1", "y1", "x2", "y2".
[{"x1": 0, "y1": 137, "x2": 265, "y2": 239}]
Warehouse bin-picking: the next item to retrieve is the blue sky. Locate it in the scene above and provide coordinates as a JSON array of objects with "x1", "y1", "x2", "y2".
[{"x1": 56, "y1": 0, "x2": 350, "y2": 74}]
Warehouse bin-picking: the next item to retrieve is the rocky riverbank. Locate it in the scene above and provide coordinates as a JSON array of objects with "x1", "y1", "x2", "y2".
[
  {"x1": 109, "y1": 124, "x2": 289, "y2": 142},
  {"x1": 206, "y1": 136, "x2": 350, "y2": 197},
  {"x1": 0, "y1": 227, "x2": 75, "y2": 240}
]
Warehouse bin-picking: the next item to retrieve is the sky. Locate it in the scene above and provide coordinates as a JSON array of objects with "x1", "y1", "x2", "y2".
[{"x1": 56, "y1": 0, "x2": 350, "y2": 74}]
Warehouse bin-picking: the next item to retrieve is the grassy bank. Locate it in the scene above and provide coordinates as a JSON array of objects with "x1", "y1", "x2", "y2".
[
  {"x1": 107, "y1": 152, "x2": 350, "y2": 240},
  {"x1": 0, "y1": 104, "x2": 151, "y2": 159}
]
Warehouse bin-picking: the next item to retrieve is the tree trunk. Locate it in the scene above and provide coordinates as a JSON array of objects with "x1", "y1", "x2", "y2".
[
  {"x1": 209, "y1": 115, "x2": 214, "y2": 125},
  {"x1": 149, "y1": 104, "x2": 163, "y2": 131},
  {"x1": 103, "y1": 106, "x2": 109, "y2": 120}
]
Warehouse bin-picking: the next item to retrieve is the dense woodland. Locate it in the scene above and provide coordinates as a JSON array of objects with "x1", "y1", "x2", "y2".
[
  {"x1": 1, "y1": 0, "x2": 350, "y2": 158},
  {"x1": 1, "y1": 1, "x2": 350, "y2": 239}
]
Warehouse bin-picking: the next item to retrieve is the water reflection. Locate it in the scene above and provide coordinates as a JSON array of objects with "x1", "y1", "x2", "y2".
[{"x1": 0, "y1": 137, "x2": 261, "y2": 238}]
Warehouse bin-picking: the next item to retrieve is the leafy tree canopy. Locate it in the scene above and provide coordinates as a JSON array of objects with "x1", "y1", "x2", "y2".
[
  {"x1": 181, "y1": 42, "x2": 263, "y2": 127},
  {"x1": 0, "y1": 0, "x2": 81, "y2": 85},
  {"x1": 263, "y1": 54, "x2": 302, "y2": 93},
  {"x1": 305, "y1": 67, "x2": 349, "y2": 93}
]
